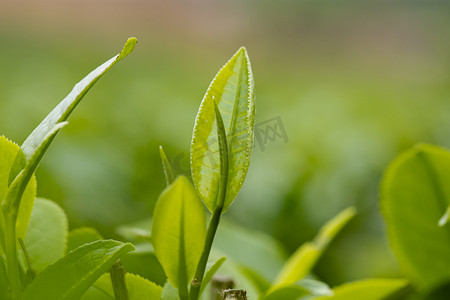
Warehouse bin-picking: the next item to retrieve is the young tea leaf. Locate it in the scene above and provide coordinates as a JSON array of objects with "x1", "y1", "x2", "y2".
[
  {"x1": 2, "y1": 122, "x2": 67, "y2": 217},
  {"x1": 21, "y1": 37, "x2": 137, "y2": 160},
  {"x1": 314, "y1": 279, "x2": 409, "y2": 300},
  {"x1": 272, "y1": 207, "x2": 356, "y2": 287},
  {"x1": 22, "y1": 240, "x2": 134, "y2": 300},
  {"x1": 24, "y1": 198, "x2": 68, "y2": 272},
  {"x1": 199, "y1": 256, "x2": 226, "y2": 296},
  {"x1": 159, "y1": 146, "x2": 176, "y2": 186},
  {"x1": 191, "y1": 47, "x2": 255, "y2": 213},
  {"x1": 381, "y1": 144, "x2": 450, "y2": 288},
  {"x1": 0, "y1": 136, "x2": 36, "y2": 251},
  {"x1": 152, "y1": 176, "x2": 206, "y2": 297}
]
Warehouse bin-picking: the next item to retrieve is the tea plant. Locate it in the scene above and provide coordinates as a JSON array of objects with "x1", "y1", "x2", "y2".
[
  {"x1": 134, "y1": 49, "x2": 410, "y2": 300},
  {"x1": 0, "y1": 38, "x2": 138, "y2": 300},
  {"x1": 2, "y1": 38, "x2": 439, "y2": 300}
]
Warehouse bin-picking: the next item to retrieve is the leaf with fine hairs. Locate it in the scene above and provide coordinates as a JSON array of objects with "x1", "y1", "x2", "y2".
[{"x1": 190, "y1": 47, "x2": 255, "y2": 213}]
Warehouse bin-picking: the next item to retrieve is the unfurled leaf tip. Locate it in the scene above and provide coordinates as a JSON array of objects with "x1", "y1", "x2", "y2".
[{"x1": 118, "y1": 37, "x2": 138, "y2": 61}]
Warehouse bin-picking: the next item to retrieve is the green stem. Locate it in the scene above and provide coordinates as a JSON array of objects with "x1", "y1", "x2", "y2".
[
  {"x1": 4, "y1": 211, "x2": 20, "y2": 300},
  {"x1": 190, "y1": 99, "x2": 229, "y2": 300},
  {"x1": 189, "y1": 207, "x2": 223, "y2": 300},
  {"x1": 110, "y1": 260, "x2": 129, "y2": 300}
]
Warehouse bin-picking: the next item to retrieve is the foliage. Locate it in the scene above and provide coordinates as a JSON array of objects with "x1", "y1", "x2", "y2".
[
  {"x1": 382, "y1": 143, "x2": 450, "y2": 297},
  {"x1": 0, "y1": 38, "x2": 136, "y2": 300},
  {"x1": 2, "y1": 36, "x2": 448, "y2": 300}
]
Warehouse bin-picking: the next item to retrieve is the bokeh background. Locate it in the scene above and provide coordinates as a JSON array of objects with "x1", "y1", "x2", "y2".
[{"x1": 1, "y1": 0, "x2": 450, "y2": 289}]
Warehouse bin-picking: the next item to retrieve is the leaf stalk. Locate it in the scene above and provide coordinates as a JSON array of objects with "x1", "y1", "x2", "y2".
[
  {"x1": 190, "y1": 102, "x2": 229, "y2": 300},
  {"x1": 110, "y1": 260, "x2": 129, "y2": 300},
  {"x1": 4, "y1": 211, "x2": 20, "y2": 300}
]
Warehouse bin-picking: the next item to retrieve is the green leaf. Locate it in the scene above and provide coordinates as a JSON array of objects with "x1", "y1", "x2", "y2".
[
  {"x1": 314, "y1": 279, "x2": 409, "y2": 300},
  {"x1": 82, "y1": 273, "x2": 162, "y2": 300},
  {"x1": 160, "y1": 146, "x2": 177, "y2": 186},
  {"x1": 22, "y1": 240, "x2": 135, "y2": 300},
  {"x1": 381, "y1": 144, "x2": 450, "y2": 288},
  {"x1": 3, "y1": 123, "x2": 67, "y2": 216},
  {"x1": 21, "y1": 37, "x2": 137, "y2": 160},
  {"x1": 191, "y1": 47, "x2": 255, "y2": 213},
  {"x1": 273, "y1": 207, "x2": 356, "y2": 287},
  {"x1": 199, "y1": 256, "x2": 226, "y2": 296},
  {"x1": 152, "y1": 176, "x2": 206, "y2": 296},
  {"x1": 0, "y1": 136, "x2": 36, "y2": 251},
  {"x1": 24, "y1": 198, "x2": 68, "y2": 272},
  {"x1": 67, "y1": 227, "x2": 102, "y2": 253},
  {"x1": 125, "y1": 274, "x2": 162, "y2": 300}
]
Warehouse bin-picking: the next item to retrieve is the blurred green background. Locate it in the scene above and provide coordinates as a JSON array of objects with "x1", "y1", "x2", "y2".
[{"x1": 1, "y1": 0, "x2": 450, "y2": 288}]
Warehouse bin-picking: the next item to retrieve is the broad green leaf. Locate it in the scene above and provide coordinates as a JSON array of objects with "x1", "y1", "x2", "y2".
[
  {"x1": 381, "y1": 144, "x2": 450, "y2": 287},
  {"x1": 0, "y1": 136, "x2": 36, "y2": 250},
  {"x1": 81, "y1": 273, "x2": 162, "y2": 300},
  {"x1": 160, "y1": 146, "x2": 176, "y2": 186},
  {"x1": 21, "y1": 37, "x2": 137, "y2": 160},
  {"x1": 191, "y1": 47, "x2": 255, "y2": 213},
  {"x1": 121, "y1": 274, "x2": 162, "y2": 300},
  {"x1": 24, "y1": 198, "x2": 68, "y2": 272},
  {"x1": 152, "y1": 176, "x2": 206, "y2": 295},
  {"x1": 314, "y1": 279, "x2": 409, "y2": 300},
  {"x1": 67, "y1": 227, "x2": 102, "y2": 253},
  {"x1": 3, "y1": 123, "x2": 67, "y2": 216},
  {"x1": 199, "y1": 256, "x2": 226, "y2": 296},
  {"x1": 273, "y1": 207, "x2": 356, "y2": 287},
  {"x1": 22, "y1": 240, "x2": 134, "y2": 300}
]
